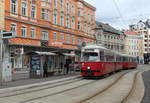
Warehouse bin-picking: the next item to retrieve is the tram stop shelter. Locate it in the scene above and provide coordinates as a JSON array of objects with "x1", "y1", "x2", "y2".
[{"x1": 26, "y1": 51, "x2": 56, "y2": 78}]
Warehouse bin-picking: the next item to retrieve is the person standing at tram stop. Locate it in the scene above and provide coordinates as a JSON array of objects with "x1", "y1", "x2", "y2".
[
  {"x1": 65, "y1": 58, "x2": 72, "y2": 74},
  {"x1": 43, "y1": 57, "x2": 48, "y2": 77}
]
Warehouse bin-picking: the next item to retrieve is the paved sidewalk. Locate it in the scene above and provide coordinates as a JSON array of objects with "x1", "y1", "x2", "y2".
[
  {"x1": 0, "y1": 72, "x2": 80, "y2": 89},
  {"x1": 141, "y1": 69, "x2": 150, "y2": 103}
]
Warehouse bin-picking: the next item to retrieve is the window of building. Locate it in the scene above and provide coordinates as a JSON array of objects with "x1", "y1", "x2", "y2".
[
  {"x1": 71, "y1": 16, "x2": 75, "y2": 29},
  {"x1": 84, "y1": 23, "x2": 86, "y2": 32},
  {"x1": 60, "y1": 12, "x2": 64, "y2": 26},
  {"x1": 42, "y1": 30, "x2": 48, "y2": 40},
  {"x1": 78, "y1": 21, "x2": 81, "y2": 30},
  {"x1": 88, "y1": 24, "x2": 90, "y2": 33},
  {"x1": 66, "y1": 35, "x2": 70, "y2": 43},
  {"x1": 88, "y1": 13, "x2": 90, "y2": 21},
  {"x1": 60, "y1": 0, "x2": 63, "y2": 10},
  {"x1": 84, "y1": 11, "x2": 86, "y2": 17},
  {"x1": 78, "y1": 8, "x2": 81, "y2": 16},
  {"x1": 72, "y1": 5, "x2": 75, "y2": 14},
  {"x1": 21, "y1": 1, "x2": 27, "y2": 16},
  {"x1": 54, "y1": 9, "x2": 57, "y2": 24},
  {"x1": 72, "y1": 36, "x2": 75, "y2": 44},
  {"x1": 60, "y1": 33, "x2": 64, "y2": 41},
  {"x1": 78, "y1": 37, "x2": 82, "y2": 45},
  {"x1": 11, "y1": 0, "x2": 18, "y2": 13},
  {"x1": 41, "y1": 9, "x2": 49, "y2": 20},
  {"x1": 66, "y1": 2, "x2": 69, "y2": 14},
  {"x1": 31, "y1": 28, "x2": 36, "y2": 39},
  {"x1": 53, "y1": 32, "x2": 57, "y2": 40},
  {"x1": 54, "y1": 0, "x2": 57, "y2": 8},
  {"x1": 145, "y1": 35, "x2": 147, "y2": 38},
  {"x1": 31, "y1": 5, "x2": 36, "y2": 18},
  {"x1": 21, "y1": 26, "x2": 27, "y2": 37},
  {"x1": 145, "y1": 44, "x2": 147, "y2": 47},
  {"x1": 11, "y1": 23, "x2": 17, "y2": 34},
  {"x1": 66, "y1": 15, "x2": 70, "y2": 28},
  {"x1": 145, "y1": 48, "x2": 147, "y2": 51}
]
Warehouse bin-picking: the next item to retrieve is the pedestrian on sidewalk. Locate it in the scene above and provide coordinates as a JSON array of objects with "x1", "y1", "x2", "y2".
[{"x1": 43, "y1": 59, "x2": 48, "y2": 77}]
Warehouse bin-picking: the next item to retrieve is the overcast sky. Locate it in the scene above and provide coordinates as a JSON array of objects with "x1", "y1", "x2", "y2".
[{"x1": 86, "y1": 0, "x2": 150, "y2": 30}]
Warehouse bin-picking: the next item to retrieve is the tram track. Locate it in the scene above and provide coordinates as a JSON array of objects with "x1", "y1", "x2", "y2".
[
  {"x1": 0, "y1": 77, "x2": 83, "y2": 98},
  {"x1": 120, "y1": 71, "x2": 140, "y2": 103},
  {"x1": 77, "y1": 70, "x2": 136, "y2": 103},
  {"x1": 0, "y1": 78, "x2": 97, "y2": 103},
  {"x1": 0, "y1": 76, "x2": 81, "y2": 95},
  {"x1": 120, "y1": 69, "x2": 147, "y2": 103},
  {"x1": 20, "y1": 70, "x2": 133, "y2": 103},
  {"x1": 77, "y1": 69, "x2": 146, "y2": 103},
  {"x1": 20, "y1": 80, "x2": 97, "y2": 103},
  {"x1": 0, "y1": 69, "x2": 142, "y2": 103}
]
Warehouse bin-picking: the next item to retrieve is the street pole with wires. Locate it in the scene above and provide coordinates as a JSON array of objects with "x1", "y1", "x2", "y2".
[{"x1": 0, "y1": 31, "x2": 3, "y2": 86}]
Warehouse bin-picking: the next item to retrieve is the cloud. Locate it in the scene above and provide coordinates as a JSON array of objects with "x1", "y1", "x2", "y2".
[{"x1": 85, "y1": 0, "x2": 150, "y2": 29}]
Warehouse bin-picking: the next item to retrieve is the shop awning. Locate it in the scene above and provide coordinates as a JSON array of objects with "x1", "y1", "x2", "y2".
[
  {"x1": 63, "y1": 53, "x2": 76, "y2": 56},
  {"x1": 35, "y1": 51, "x2": 56, "y2": 55}
]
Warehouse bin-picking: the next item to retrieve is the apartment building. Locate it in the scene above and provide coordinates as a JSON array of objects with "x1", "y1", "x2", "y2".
[
  {"x1": 129, "y1": 19, "x2": 150, "y2": 63},
  {"x1": 124, "y1": 31, "x2": 144, "y2": 64},
  {"x1": 94, "y1": 21, "x2": 125, "y2": 53},
  {"x1": 0, "y1": 0, "x2": 96, "y2": 80},
  {"x1": 0, "y1": 0, "x2": 5, "y2": 30}
]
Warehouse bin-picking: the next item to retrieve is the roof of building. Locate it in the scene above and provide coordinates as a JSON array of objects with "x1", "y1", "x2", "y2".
[
  {"x1": 145, "y1": 20, "x2": 150, "y2": 28},
  {"x1": 79, "y1": 0, "x2": 96, "y2": 11},
  {"x1": 95, "y1": 21, "x2": 123, "y2": 35},
  {"x1": 124, "y1": 31, "x2": 140, "y2": 35}
]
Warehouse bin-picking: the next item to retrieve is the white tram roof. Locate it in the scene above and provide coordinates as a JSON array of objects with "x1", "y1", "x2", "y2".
[
  {"x1": 120, "y1": 53, "x2": 137, "y2": 58},
  {"x1": 83, "y1": 44, "x2": 107, "y2": 50}
]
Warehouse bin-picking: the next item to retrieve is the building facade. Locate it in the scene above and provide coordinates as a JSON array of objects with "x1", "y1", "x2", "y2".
[
  {"x1": 129, "y1": 19, "x2": 150, "y2": 63},
  {"x1": 124, "y1": 31, "x2": 144, "y2": 64},
  {"x1": 0, "y1": 0, "x2": 5, "y2": 30},
  {"x1": 0, "y1": 0, "x2": 96, "y2": 80},
  {"x1": 94, "y1": 21, "x2": 125, "y2": 53}
]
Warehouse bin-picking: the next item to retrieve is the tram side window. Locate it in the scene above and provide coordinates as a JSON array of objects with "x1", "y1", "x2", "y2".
[
  {"x1": 123, "y1": 57, "x2": 128, "y2": 62},
  {"x1": 100, "y1": 51, "x2": 105, "y2": 61},
  {"x1": 116, "y1": 56, "x2": 122, "y2": 62},
  {"x1": 105, "y1": 53, "x2": 114, "y2": 62}
]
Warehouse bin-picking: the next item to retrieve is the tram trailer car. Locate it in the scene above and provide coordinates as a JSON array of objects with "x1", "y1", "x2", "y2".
[
  {"x1": 122, "y1": 55, "x2": 138, "y2": 69},
  {"x1": 80, "y1": 45, "x2": 137, "y2": 77}
]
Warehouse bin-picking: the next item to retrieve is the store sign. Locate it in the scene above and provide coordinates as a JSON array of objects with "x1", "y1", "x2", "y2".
[
  {"x1": 41, "y1": 40, "x2": 48, "y2": 47},
  {"x1": 49, "y1": 41, "x2": 63, "y2": 46}
]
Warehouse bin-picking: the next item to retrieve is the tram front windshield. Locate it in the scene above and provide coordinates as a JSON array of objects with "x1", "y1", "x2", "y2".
[{"x1": 81, "y1": 52, "x2": 99, "y2": 62}]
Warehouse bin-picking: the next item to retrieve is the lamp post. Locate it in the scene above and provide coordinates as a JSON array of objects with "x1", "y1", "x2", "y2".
[{"x1": 0, "y1": 31, "x2": 3, "y2": 85}]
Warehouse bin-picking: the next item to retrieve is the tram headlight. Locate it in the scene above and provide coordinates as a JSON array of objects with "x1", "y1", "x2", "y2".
[{"x1": 87, "y1": 66, "x2": 91, "y2": 70}]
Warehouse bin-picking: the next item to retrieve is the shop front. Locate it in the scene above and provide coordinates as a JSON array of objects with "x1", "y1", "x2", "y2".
[{"x1": 8, "y1": 38, "x2": 80, "y2": 80}]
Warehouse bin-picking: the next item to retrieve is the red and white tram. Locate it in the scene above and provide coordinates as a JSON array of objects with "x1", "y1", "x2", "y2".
[{"x1": 80, "y1": 44, "x2": 137, "y2": 77}]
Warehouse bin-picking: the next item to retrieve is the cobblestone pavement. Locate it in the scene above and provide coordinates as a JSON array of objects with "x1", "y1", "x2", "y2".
[{"x1": 141, "y1": 66, "x2": 150, "y2": 103}]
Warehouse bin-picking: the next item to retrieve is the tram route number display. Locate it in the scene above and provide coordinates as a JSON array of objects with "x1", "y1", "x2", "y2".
[{"x1": 30, "y1": 56, "x2": 41, "y2": 75}]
